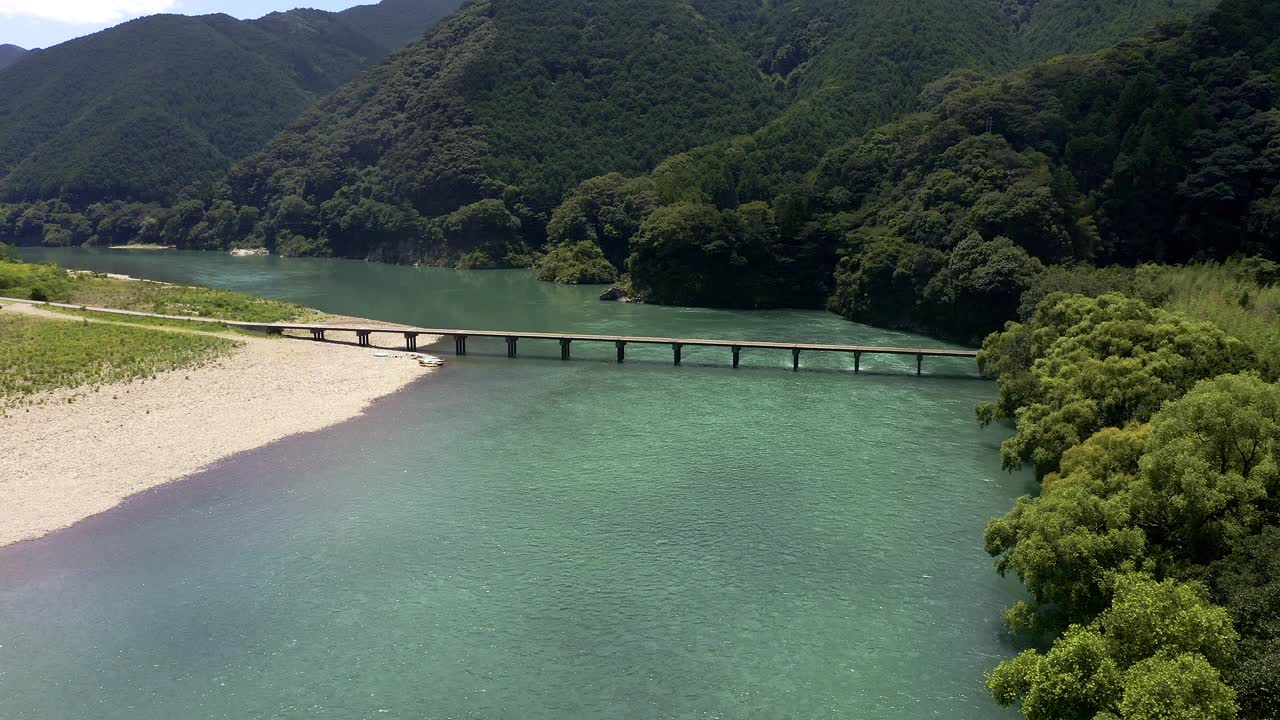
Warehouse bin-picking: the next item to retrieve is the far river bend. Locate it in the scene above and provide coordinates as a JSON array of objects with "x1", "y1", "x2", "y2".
[{"x1": 2, "y1": 248, "x2": 1031, "y2": 719}]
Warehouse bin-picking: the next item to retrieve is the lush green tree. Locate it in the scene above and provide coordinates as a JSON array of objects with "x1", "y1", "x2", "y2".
[
  {"x1": 545, "y1": 173, "x2": 658, "y2": 271},
  {"x1": 979, "y1": 293, "x2": 1252, "y2": 475},
  {"x1": 1136, "y1": 373, "x2": 1280, "y2": 564},
  {"x1": 923, "y1": 233, "x2": 1045, "y2": 342},
  {"x1": 989, "y1": 573, "x2": 1239, "y2": 720},
  {"x1": 985, "y1": 424, "x2": 1154, "y2": 632},
  {"x1": 1210, "y1": 527, "x2": 1280, "y2": 719},
  {"x1": 536, "y1": 241, "x2": 618, "y2": 284},
  {"x1": 828, "y1": 232, "x2": 944, "y2": 330},
  {"x1": 429, "y1": 199, "x2": 526, "y2": 268},
  {"x1": 629, "y1": 202, "x2": 772, "y2": 307}
]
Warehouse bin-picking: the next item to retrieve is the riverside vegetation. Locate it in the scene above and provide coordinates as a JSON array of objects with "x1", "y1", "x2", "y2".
[{"x1": 0, "y1": 250, "x2": 313, "y2": 410}]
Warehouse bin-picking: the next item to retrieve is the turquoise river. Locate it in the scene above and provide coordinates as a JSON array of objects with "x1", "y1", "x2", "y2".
[{"x1": 1, "y1": 248, "x2": 1032, "y2": 719}]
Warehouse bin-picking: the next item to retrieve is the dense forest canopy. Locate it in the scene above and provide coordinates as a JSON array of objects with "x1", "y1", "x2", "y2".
[
  {"x1": 0, "y1": 0, "x2": 1219, "y2": 269},
  {"x1": 547, "y1": 0, "x2": 1277, "y2": 344},
  {"x1": 0, "y1": 0, "x2": 461, "y2": 204}
]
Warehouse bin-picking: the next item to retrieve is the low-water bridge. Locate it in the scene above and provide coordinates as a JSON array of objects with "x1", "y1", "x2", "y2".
[
  {"x1": 237, "y1": 322, "x2": 978, "y2": 375},
  {"x1": 1, "y1": 298, "x2": 978, "y2": 375}
]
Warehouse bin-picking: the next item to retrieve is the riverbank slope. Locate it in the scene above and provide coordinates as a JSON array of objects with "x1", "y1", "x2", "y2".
[{"x1": 0, "y1": 301, "x2": 439, "y2": 547}]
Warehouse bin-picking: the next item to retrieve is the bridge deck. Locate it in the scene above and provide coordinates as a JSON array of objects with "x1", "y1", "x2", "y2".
[
  {"x1": 228, "y1": 323, "x2": 977, "y2": 358},
  {"x1": 0, "y1": 297, "x2": 978, "y2": 373}
]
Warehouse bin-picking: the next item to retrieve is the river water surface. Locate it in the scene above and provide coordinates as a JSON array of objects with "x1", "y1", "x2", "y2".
[{"x1": 2, "y1": 248, "x2": 1031, "y2": 719}]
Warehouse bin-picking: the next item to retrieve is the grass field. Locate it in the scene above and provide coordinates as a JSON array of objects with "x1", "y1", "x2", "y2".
[
  {"x1": 0, "y1": 313, "x2": 238, "y2": 409},
  {"x1": 62, "y1": 276, "x2": 317, "y2": 322},
  {"x1": 0, "y1": 259, "x2": 315, "y2": 323},
  {"x1": 1141, "y1": 262, "x2": 1280, "y2": 380},
  {"x1": 47, "y1": 306, "x2": 271, "y2": 336}
]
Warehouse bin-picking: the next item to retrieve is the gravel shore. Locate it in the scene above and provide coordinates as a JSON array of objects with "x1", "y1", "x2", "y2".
[{"x1": 0, "y1": 303, "x2": 439, "y2": 547}]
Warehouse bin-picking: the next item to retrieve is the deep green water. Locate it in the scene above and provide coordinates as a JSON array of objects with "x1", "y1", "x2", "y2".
[{"x1": 2, "y1": 248, "x2": 1032, "y2": 719}]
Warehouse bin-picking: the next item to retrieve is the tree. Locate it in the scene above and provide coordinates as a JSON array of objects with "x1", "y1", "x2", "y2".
[
  {"x1": 628, "y1": 202, "x2": 773, "y2": 307},
  {"x1": 979, "y1": 293, "x2": 1252, "y2": 475},
  {"x1": 989, "y1": 574, "x2": 1239, "y2": 720},
  {"x1": 828, "y1": 232, "x2": 944, "y2": 330},
  {"x1": 1210, "y1": 526, "x2": 1280, "y2": 719},
  {"x1": 536, "y1": 241, "x2": 618, "y2": 284},
  {"x1": 433, "y1": 199, "x2": 524, "y2": 268},
  {"x1": 1136, "y1": 373, "x2": 1280, "y2": 564},
  {"x1": 923, "y1": 233, "x2": 1044, "y2": 342},
  {"x1": 545, "y1": 173, "x2": 658, "y2": 272},
  {"x1": 985, "y1": 424, "x2": 1153, "y2": 632}
]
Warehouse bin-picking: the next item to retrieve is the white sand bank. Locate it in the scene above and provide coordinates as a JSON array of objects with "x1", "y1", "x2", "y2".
[{"x1": 0, "y1": 303, "x2": 440, "y2": 547}]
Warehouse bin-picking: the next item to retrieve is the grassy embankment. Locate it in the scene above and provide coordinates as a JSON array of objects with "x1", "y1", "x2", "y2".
[
  {"x1": 1027, "y1": 259, "x2": 1280, "y2": 380},
  {"x1": 0, "y1": 254, "x2": 317, "y2": 410},
  {"x1": 0, "y1": 314, "x2": 238, "y2": 409},
  {"x1": 1142, "y1": 262, "x2": 1280, "y2": 380}
]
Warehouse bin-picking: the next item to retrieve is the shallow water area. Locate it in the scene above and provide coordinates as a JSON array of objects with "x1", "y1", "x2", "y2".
[{"x1": 2, "y1": 248, "x2": 1032, "y2": 718}]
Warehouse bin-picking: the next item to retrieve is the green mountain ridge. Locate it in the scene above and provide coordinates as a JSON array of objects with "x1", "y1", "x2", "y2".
[
  {"x1": 0, "y1": 0, "x2": 461, "y2": 204},
  {"x1": 221, "y1": 0, "x2": 1215, "y2": 265},
  {"x1": 0, "y1": 45, "x2": 27, "y2": 72}
]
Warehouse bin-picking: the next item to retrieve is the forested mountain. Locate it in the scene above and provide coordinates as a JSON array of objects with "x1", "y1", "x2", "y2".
[
  {"x1": 530, "y1": 0, "x2": 1277, "y2": 343},
  {"x1": 215, "y1": 0, "x2": 1213, "y2": 266},
  {"x1": 0, "y1": 0, "x2": 461, "y2": 204},
  {"x1": 0, "y1": 45, "x2": 27, "y2": 72},
  {"x1": 226, "y1": 0, "x2": 785, "y2": 263},
  {"x1": 1007, "y1": 0, "x2": 1218, "y2": 58}
]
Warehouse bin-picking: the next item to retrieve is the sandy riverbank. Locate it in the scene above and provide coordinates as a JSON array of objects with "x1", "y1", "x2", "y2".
[{"x1": 0, "y1": 303, "x2": 440, "y2": 547}]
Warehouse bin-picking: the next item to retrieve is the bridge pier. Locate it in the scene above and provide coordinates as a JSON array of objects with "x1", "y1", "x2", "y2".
[
  {"x1": 792, "y1": 348, "x2": 800, "y2": 371},
  {"x1": 560, "y1": 338, "x2": 571, "y2": 361},
  {"x1": 732, "y1": 346, "x2": 741, "y2": 368},
  {"x1": 917, "y1": 353, "x2": 923, "y2": 376},
  {"x1": 854, "y1": 351, "x2": 862, "y2": 373},
  {"x1": 506, "y1": 337, "x2": 518, "y2": 358},
  {"x1": 356, "y1": 330, "x2": 372, "y2": 347},
  {"x1": 454, "y1": 335, "x2": 467, "y2": 356},
  {"x1": 309, "y1": 329, "x2": 326, "y2": 341},
  {"x1": 404, "y1": 332, "x2": 419, "y2": 351},
  {"x1": 616, "y1": 341, "x2": 626, "y2": 363},
  {"x1": 673, "y1": 343, "x2": 682, "y2": 366}
]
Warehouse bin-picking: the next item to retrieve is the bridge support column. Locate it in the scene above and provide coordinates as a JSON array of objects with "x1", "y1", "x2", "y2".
[
  {"x1": 310, "y1": 329, "x2": 325, "y2": 341},
  {"x1": 792, "y1": 348, "x2": 801, "y2": 371},
  {"x1": 560, "y1": 338, "x2": 571, "y2": 361},
  {"x1": 356, "y1": 331, "x2": 372, "y2": 347},
  {"x1": 673, "y1": 343, "x2": 682, "y2": 367},
  {"x1": 854, "y1": 351, "x2": 862, "y2": 373},
  {"x1": 917, "y1": 353, "x2": 923, "y2": 376},
  {"x1": 616, "y1": 341, "x2": 626, "y2": 363},
  {"x1": 732, "y1": 346, "x2": 741, "y2": 368},
  {"x1": 404, "y1": 333, "x2": 418, "y2": 351},
  {"x1": 454, "y1": 335, "x2": 467, "y2": 356},
  {"x1": 506, "y1": 337, "x2": 518, "y2": 358}
]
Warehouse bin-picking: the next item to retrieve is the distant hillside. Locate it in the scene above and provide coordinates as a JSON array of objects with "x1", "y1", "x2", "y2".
[
  {"x1": 0, "y1": 0, "x2": 462, "y2": 204},
  {"x1": 228, "y1": 0, "x2": 784, "y2": 262},
  {"x1": 339, "y1": 0, "x2": 458, "y2": 50},
  {"x1": 0, "y1": 45, "x2": 27, "y2": 72},
  {"x1": 228, "y1": 0, "x2": 1215, "y2": 265},
  {"x1": 617, "y1": 0, "x2": 1277, "y2": 340}
]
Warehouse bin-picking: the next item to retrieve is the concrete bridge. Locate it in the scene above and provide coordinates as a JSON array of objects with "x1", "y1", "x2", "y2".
[
  {"x1": 1, "y1": 297, "x2": 978, "y2": 375},
  {"x1": 235, "y1": 322, "x2": 978, "y2": 375}
]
